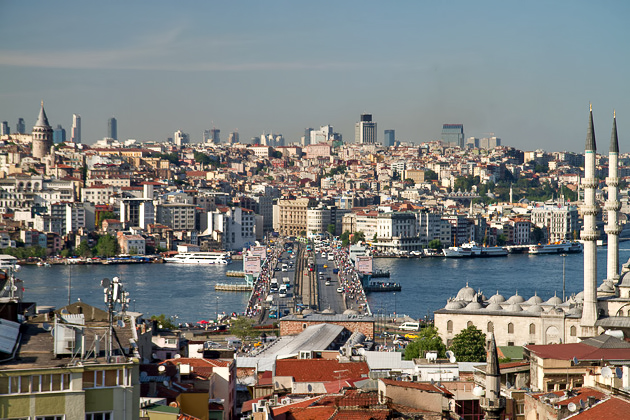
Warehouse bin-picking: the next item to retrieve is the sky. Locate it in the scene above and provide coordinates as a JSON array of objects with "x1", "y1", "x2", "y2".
[{"x1": 1, "y1": 1, "x2": 629, "y2": 153}]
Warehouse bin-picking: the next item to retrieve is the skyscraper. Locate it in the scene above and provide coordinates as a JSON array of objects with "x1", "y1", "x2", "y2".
[
  {"x1": 210, "y1": 128, "x2": 220, "y2": 144},
  {"x1": 108, "y1": 117, "x2": 117, "y2": 140},
  {"x1": 71, "y1": 114, "x2": 81, "y2": 143},
  {"x1": 53, "y1": 124, "x2": 66, "y2": 144},
  {"x1": 384, "y1": 129, "x2": 395, "y2": 147},
  {"x1": 441, "y1": 124, "x2": 464, "y2": 148},
  {"x1": 174, "y1": 130, "x2": 189, "y2": 147},
  {"x1": 32, "y1": 101, "x2": 53, "y2": 159},
  {"x1": 228, "y1": 131, "x2": 239, "y2": 144},
  {"x1": 355, "y1": 114, "x2": 377, "y2": 145},
  {"x1": 16, "y1": 118, "x2": 25, "y2": 134},
  {"x1": 0, "y1": 121, "x2": 9, "y2": 136}
]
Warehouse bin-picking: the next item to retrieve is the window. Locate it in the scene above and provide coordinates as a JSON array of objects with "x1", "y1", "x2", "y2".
[
  {"x1": 570, "y1": 326, "x2": 577, "y2": 336},
  {"x1": 36, "y1": 416, "x2": 65, "y2": 420},
  {"x1": 487, "y1": 322, "x2": 494, "y2": 333},
  {"x1": 447, "y1": 320, "x2": 453, "y2": 333},
  {"x1": 86, "y1": 412, "x2": 112, "y2": 420},
  {"x1": 467, "y1": 321, "x2": 473, "y2": 328},
  {"x1": 508, "y1": 323, "x2": 514, "y2": 334},
  {"x1": 529, "y1": 323, "x2": 536, "y2": 335}
]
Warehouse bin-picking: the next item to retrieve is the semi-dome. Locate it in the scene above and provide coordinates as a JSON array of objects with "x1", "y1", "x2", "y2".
[
  {"x1": 507, "y1": 292, "x2": 525, "y2": 304},
  {"x1": 527, "y1": 292, "x2": 543, "y2": 305},
  {"x1": 486, "y1": 302, "x2": 503, "y2": 311},
  {"x1": 574, "y1": 291, "x2": 584, "y2": 303},
  {"x1": 546, "y1": 307, "x2": 565, "y2": 315},
  {"x1": 546, "y1": 293, "x2": 563, "y2": 306},
  {"x1": 321, "y1": 308, "x2": 336, "y2": 315},
  {"x1": 567, "y1": 306, "x2": 582, "y2": 316},
  {"x1": 488, "y1": 291, "x2": 506, "y2": 304},
  {"x1": 343, "y1": 309, "x2": 359, "y2": 315},
  {"x1": 464, "y1": 301, "x2": 483, "y2": 311},
  {"x1": 506, "y1": 303, "x2": 523, "y2": 312},
  {"x1": 527, "y1": 304, "x2": 544, "y2": 313},
  {"x1": 445, "y1": 300, "x2": 465, "y2": 310},
  {"x1": 618, "y1": 271, "x2": 630, "y2": 288},
  {"x1": 302, "y1": 309, "x2": 315, "y2": 315},
  {"x1": 456, "y1": 283, "x2": 476, "y2": 301}
]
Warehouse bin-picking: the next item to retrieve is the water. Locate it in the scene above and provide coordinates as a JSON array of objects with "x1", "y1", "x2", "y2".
[{"x1": 19, "y1": 246, "x2": 630, "y2": 324}]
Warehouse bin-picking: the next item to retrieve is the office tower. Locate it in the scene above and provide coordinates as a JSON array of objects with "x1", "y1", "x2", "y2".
[
  {"x1": 581, "y1": 105, "x2": 598, "y2": 335},
  {"x1": 32, "y1": 101, "x2": 53, "y2": 159},
  {"x1": 0, "y1": 121, "x2": 9, "y2": 135},
  {"x1": 355, "y1": 114, "x2": 377, "y2": 144},
  {"x1": 53, "y1": 124, "x2": 66, "y2": 144},
  {"x1": 303, "y1": 128, "x2": 313, "y2": 146},
  {"x1": 71, "y1": 114, "x2": 81, "y2": 143},
  {"x1": 384, "y1": 129, "x2": 395, "y2": 147},
  {"x1": 466, "y1": 137, "x2": 479, "y2": 148},
  {"x1": 441, "y1": 124, "x2": 464, "y2": 148},
  {"x1": 228, "y1": 131, "x2": 239, "y2": 144},
  {"x1": 174, "y1": 130, "x2": 189, "y2": 147},
  {"x1": 16, "y1": 118, "x2": 25, "y2": 134},
  {"x1": 210, "y1": 128, "x2": 220, "y2": 144},
  {"x1": 108, "y1": 117, "x2": 117, "y2": 140},
  {"x1": 480, "y1": 136, "x2": 501, "y2": 149}
]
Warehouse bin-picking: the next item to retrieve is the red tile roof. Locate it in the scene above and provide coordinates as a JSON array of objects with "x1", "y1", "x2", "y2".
[
  {"x1": 275, "y1": 359, "x2": 369, "y2": 383},
  {"x1": 380, "y1": 379, "x2": 453, "y2": 397},
  {"x1": 567, "y1": 396, "x2": 630, "y2": 419},
  {"x1": 284, "y1": 406, "x2": 336, "y2": 420},
  {"x1": 526, "y1": 343, "x2": 630, "y2": 361}
]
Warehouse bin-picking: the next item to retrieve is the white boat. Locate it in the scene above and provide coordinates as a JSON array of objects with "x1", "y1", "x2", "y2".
[
  {"x1": 528, "y1": 241, "x2": 583, "y2": 255},
  {"x1": 443, "y1": 242, "x2": 508, "y2": 258},
  {"x1": 164, "y1": 252, "x2": 232, "y2": 265}
]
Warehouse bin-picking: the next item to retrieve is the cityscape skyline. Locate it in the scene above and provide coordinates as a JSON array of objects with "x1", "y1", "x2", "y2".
[{"x1": 1, "y1": 1, "x2": 628, "y2": 152}]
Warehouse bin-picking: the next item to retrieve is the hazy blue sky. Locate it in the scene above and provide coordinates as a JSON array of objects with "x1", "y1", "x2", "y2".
[{"x1": 1, "y1": 1, "x2": 628, "y2": 152}]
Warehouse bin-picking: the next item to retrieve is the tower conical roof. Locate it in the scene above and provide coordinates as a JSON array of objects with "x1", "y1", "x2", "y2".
[
  {"x1": 610, "y1": 110, "x2": 619, "y2": 153},
  {"x1": 34, "y1": 101, "x2": 50, "y2": 128},
  {"x1": 586, "y1": 104, "x2": 596, "y2": 152},
  {"x1": 486, "y1": 332, "x2": 500, "y2": 377}
]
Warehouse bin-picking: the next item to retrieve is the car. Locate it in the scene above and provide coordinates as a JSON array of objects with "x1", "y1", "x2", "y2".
[
  {"x1": 323, "y1": 264, "x2": 328, "y2": 268},
  {"x1": 253, "y1": 341, "x2": 263, "y2": 347},
  {"x1": 337, "y1": 287, "x2": 344, "y2": 293},
  {"x1": 325, "y1": 281, "x2": 331, "y2": 286},
  {"x1": 404, "y1": 334, "x2": 419, "y2": 340}
]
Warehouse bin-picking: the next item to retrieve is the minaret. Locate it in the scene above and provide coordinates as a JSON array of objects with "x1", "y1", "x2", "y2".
[
  {"x1": 605, "y1": 111, "x2": 621, "y2": 283},
  {"x1": 480, "y1": 333, "x2": 505, "y2": 420},
  {"x1": 32, "y1": 101, "x2": 53, "y2": 159},
  {"x1": 581, "y1": 104, "x2": 599, "y2": 335}
]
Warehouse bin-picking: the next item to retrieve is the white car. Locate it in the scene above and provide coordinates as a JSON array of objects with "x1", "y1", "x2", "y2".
[{"x1": 337, "y1": 287, "x2": 344, "y2": 293}]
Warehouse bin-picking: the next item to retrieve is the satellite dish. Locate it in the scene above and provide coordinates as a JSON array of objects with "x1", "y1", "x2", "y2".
[
  {"x1": 174, "y1": 354, "x2": 181, "y2": 359},
  {"x1": 158, "y1": 365, "x2": 166, "y2": 372},
  {"x1": 117, "y1": 320, "x2": 125, "y2": 328},
  {"x1": 140, "y1": 371, "x2": 148, "y2": 379},
  {"x1": 579, "y1": 399, "x2": 585, "y2": 408},
  {"x1": 430, "y1": 379, "x2": 435, "y2": 385},
  {"x1": 601, "y1": 366, "x2": 613, "y2": 378},
  {"x1": 472, "y1": 386, "x2": 485, "y2": 397},
  {"x1": 101, "y1": 278, "x2": 111, "y2": 288},
  {"x1": 567, "y1": 402, "x2": 577, "y2": 412},
  {"x1": 572, "y1": 357, "x2": 579, "y2": 366},
  {"x1": 14, "y1": 265, "x2": 21, "y2": 272},
  {"x1": 163, "y1": 380, "x2": 170, "y2": 387},
  {"x1": 152, "y1": 353, "x2": 158, "y2": 359},
  {"x1": 506, "y1": 381, "x2": 512, "y2": 389},
  {"x1": 60, "y1": 309, "x2": 69, "y2": 314},
  {"x1": 616, "y1": 367, "x2": 623, "y2": 379},
  {"x1": 42, "y1": 322, "x2": 52, "y2": 331}
]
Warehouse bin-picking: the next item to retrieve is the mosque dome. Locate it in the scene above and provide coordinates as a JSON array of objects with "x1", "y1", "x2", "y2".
[
  {"x1": 455, "y1": 283, "x2": 476, "y2": 301},
  {"x1": 619, "y1": 271, "x2": 630, "y2": 288},
  {"x1": 507, "y1": 292, "x2": 525, "y2": 304},
  {"x1": 343, "y1": 309, "x2": 359, "y2": 315},
  {"x1": 485, "y1": 302, "x2": 503, "y2": 311},
  {"x1": 567, "y1": 306, "x2": 582, "y2": 316},
  {"x1": 527, "y1": 292, "x2": 544, "y2": 305},
  {"x1": 546, "y1": 307, "x2": 565, "y2": 315},
  {"x1": 574, "y1": 291, "x2": 584, "y2": 303},
  {"x1": 488, "y1": 291, "x2": 506, "y2": 304},
  {"x1": 302, "y1": 309, "x2": 315, "y2": 315},
  {"x1": 445, "y1": 300, "x2": 465, "y2": 310},
  {"x1": 464, "y1": 301, "x2": 483, "y2": 311},
  {"x1": 546, "y1": 294, "x2": 563, "y2": 306},
  {"x1": 506, "y1": 303, "x2": 523, "y2": 312},
  {"x1": 527, "y1": 304, "x2": 544, "y2": 313},
  {"x1": 321, "y1": 308, "x2": 336, "y2": 315}
]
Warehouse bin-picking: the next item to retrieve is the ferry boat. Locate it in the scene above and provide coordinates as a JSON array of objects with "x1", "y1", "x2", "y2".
[
  {"x1": 164, "y1": 252, "x2": 232, "y2": 265},
  {"x1": 528, "y1": 241, "x2": 583, "y2": 255},
  {"x1": 443, "y1": 242, "x2": 508, "y2": 258}
]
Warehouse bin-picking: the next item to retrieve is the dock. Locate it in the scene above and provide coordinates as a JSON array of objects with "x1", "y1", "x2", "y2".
[
  {"x1": 215, "y1": 283, "x2": 253, "y2": 291},
  {"x1": 226, "y1": 270, "x2": 245, "y2": 278}
]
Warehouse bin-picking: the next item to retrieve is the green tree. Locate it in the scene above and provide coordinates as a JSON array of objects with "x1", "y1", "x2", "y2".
[
  {"x1": 532, "y1": 226, "x2": 544, "y2": 244},
  {"x1": 404, "y1": 326, "x2": 447, "y2": 360},
  {"x1": 496, "y1": 234, "x2": 507, "y2": 246},
  {"x1": 193, "y1": 151, "x2": 211, "y2": 165},
  {"x1": 76, "y1": 241, "x2": 92, "y2": 258},
  {"x1": 230, "y1": 316, "x2": 256, "y2": 341},
  {"x1": 96, "y1": 234, "x2": 119, "y2": 257},
  {"x1": 327, "y1": 224, "x2": 336, "y2": 236},
  {"x1": 97, "y1": 211, "x2": 116, "y2": 228},
  {"x1": 450, "y1": 325, "x2": 486, "y2": 362},
  {"x1": 340, "y1": 231, "x2": 351, "y2": 247},
  {"x1": 150, "y1": 314, "x2": 177, "y2": 330},
  {"x1": 351, "y1": 231, "x2": 365, "y2": 244},
  {"x1": 155, "y1": 152, "x2": 179, "y2": 165},
  {"x1": 428, "y1": 239, "x2": 443, "y2": 250},
  {"x1": 424, "y1": 169, "x2": 438, "y2": 181}
]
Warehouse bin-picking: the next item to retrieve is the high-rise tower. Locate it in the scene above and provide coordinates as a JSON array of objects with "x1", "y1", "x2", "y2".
[
  {"x1": 71, "y1": 114, "x2": 81, "y2": 143},
  {"x1": 605, "y1": 111, "x2": 621, "y2": 283},
  {"x1": 16, "y1": 117, "x2": 25, "y2": 134},
  {"x1": 32, "y1": 101, "x2": 53, "y2": 159},
  {"x1": 355, "y1": 114, "x2": 377, "y2": 145},
  {"x1": 441, "y1": 124, "x2": 464, "y2": 148},
  {"x1": 581, "y1": 105, "x2": 599, "y2": 334},
  {"x1": 108, "y1": 117, "x2": 117, "y2": 140}
]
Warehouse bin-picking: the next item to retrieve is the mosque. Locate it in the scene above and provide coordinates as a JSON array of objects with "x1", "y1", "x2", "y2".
[{"x1": 435, "y1": 107, "x2": 630, "y2": 347}]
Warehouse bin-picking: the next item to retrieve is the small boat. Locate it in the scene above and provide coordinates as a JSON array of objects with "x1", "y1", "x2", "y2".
[
  {"x1": 164, "y1": 252, "x2": 232, "y2": 265},
  {"x1": 528, "y1": 241, "x2": 583, "y2": 255},
  {"x1": 443, "y1": 242, "x2": 507, "y2": 258}
]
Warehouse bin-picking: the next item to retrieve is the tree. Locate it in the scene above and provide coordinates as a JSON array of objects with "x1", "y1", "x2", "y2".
[
  {"x1": 351, "y1": 231, "x2": 365, "y2": 244},
  {"x1": 428, "y1": 239, "x2": 443, "y2": 250},
  {"x1": 76, "y1": 241, "x2": 92, "y2": 258},
  {"x1": 532, "y1": 226, "x2": 544, "y2": 244},
  {"x1": 230, "y1": 316, "x2": 256, "y2": 341},
  {"x1": 340, "y1": 231, "x2": 351, "y2": 247},
  {"x1": 96, "y1": 234, "x2": 119, "y2": 257},
  {"x1": 155, "y1": 152, "x2": 179, "y2": 165},
  {"x1": 424, "y1": 169, "x2": 438, "y2": 181},
  {"x1": 97, "y1": 211, "x2": 116, "y2": 228},
  {"x1": 327, "y1": 224, "x2": 336, "y2": 236},
  {"x1": 193, "y1": 151, "x2": 211, "y2": 165},
  {"x1": 496, "y1": 234, "x2": 507, "y2": 246},
  {"x1": 150, "y1": 314, "x2": 177, "y2": 330},
  {"x1": 450, "y1": 325, "x2": 486, "y2": 362},
  {"x1": 404, "y1": 326, "x2": 447, "y2": 360}
]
